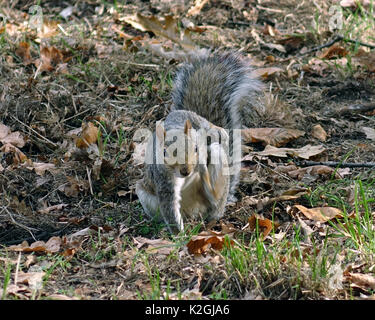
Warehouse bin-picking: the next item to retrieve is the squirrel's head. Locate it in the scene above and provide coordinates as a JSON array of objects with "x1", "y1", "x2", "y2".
[{"x1": 155, "y1": 119, "x2": 198, "y2": 178}]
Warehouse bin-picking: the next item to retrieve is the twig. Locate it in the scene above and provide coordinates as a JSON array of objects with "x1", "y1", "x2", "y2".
[
  {"x1": 299, "y1": 35, "x2": 343, "y2": 56},
  {"x1": 300, "y1": 34, "x2": 375, "y2": 57},
  {"x1": 297, "y1": 161, "x2": 375, "y2": 168},
  {"x1": 125, "y1": 61, "x2": 160, "y2": 71},
  {"x1": 10, "y1": 115, "x2": 58, "y2": 148},
  {"x1": 14, "y1": 252, "x2": 22, "y2": 287},
  {"x1": 86, "y1": 166, "x2": 94, "y2": 196},
  {"x1": 2, "y1": 206, "x2": 39, "y2": 241},
  {"x1": 340, "y1": 35, "x2": 375, "y2": 49}
]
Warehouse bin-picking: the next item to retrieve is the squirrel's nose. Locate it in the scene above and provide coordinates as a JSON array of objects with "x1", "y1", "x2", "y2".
[{"x1": 180, "y1": 167, "x2": 189, "y2": 177}]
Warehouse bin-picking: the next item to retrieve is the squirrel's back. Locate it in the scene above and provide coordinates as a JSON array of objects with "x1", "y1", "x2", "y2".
[{"x1": 171, "y1": 51, "x2": 262, "y2": 129}]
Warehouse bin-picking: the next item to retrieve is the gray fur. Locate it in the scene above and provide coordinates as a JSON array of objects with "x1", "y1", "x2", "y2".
[{"x1": 171, "y1": 51, "x2": 262, "y2": 200}]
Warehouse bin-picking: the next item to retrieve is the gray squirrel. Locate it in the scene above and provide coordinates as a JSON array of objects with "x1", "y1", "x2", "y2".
[{"x1": 136, "y1": 50, "x2": 262, "y2": 233}]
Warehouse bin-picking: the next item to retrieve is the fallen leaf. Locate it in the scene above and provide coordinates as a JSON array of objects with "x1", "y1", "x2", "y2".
[
  {"x1": 17, "y1": 271, "x2": 45, "y2": 290},
  {"x1": 248, "y1": 215, "x2": 275, "y2": 238},
  {"x1": 347, "y1": 273, "x2": 375, "y2": 291},
  {"x1": 37, "y1": 20, "x2": 59, "y2": 39},
  {"x1": 319, "y1": 44, "x2": 348, "y2": 59},
  {"x1": 122, "y1": 13, "x2": 196, "y2": 50},
  {"x1": 76, "y1": 122, "x2": 99, "y2": 149},
  {"x1": 0, "y1": 143, "x2": 28, "y2": 164},
  {"x1": 363, "y1": 127, "x2": 375, "y2": 141},
  {"x1": 6, "y1": 283, "x2": 32, "y2": 298},
  {"x1": 244, "y1": 144, "x2": 325, "y2": 160},
  {"x1": 311, "y1": 124, "x2": 327, "y2": 142},
  {"x1": 0, "y1": 131, "x2": 26, "y2": 148},
  {"x1": 252, "y1": 67, "x2": 284, "y2": 79},
  {"x1": 353, "y1": 49, "x2": 375, "y2": 72},
  {"x1": 133, "y1": 237, "x2": 175, "y2": 255},
  {"x1": 294, "y1": 205, "x2": 343, "y2": 222},
  {"x1": 15, "y1": 42, "x2": 32, "y2": 65},
  {"x1": 0, "y1": 123, "x2": 26, "y2": 148},
  {"x1": 277, "y1": 35, "x2": 304, "y2": 52},
  {"x1": 287, "y1": 165, "x2": 341, "y2": 180},
  {"x1": 37, "y1": 204, "x2": 67, "y2": 214},
  {"x1": 9, "y1": 236, "x2": 62, "y2": 253},
  {"x1": 24, "y1": 162, "x2": 57, "y2": 176},
  {"x1": 34, "y1": 46, "x2": 65, "y2": 73},
  {"x1": 187, "y1": 231, "x2": 234, "y2": 255},
  {"x1": 262, "y1": 42, "x2": 286, "y2": 53},
  {"x1": 242, "y1": 127, "x2": 305, "y2": 147}
]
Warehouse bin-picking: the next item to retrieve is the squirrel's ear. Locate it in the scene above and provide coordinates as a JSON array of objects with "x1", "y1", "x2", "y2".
[
  {"x1": 184, "y1": 119, "x2": 192, "y2": 135},
  {"x1": 155, "y1": 122, "x2": 165, "y2": 144}
]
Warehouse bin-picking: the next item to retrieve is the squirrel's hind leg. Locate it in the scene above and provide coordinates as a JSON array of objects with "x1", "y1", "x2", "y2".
[{"x1": 136, "y1": 180, "x2": 161, "y2": 220}]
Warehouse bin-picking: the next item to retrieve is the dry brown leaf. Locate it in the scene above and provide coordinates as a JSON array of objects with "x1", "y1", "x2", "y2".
[
  {"x1": 9, "y1": 236, "x2": 62, "y2": 253},
  {"x1": 187, "y1": 230, "x2": 234, "y2": 255},
  {"x1": 277, "y1": 36, "x2": 304, "y2": 52},
  {"x1": 294, "y1": 205, "x2": 343, "y2": 222},
  {"x1": 34, "y1": 46, "x2": 64, "y2": 72},
  {"x1": 76, "y1": 122, "x2": 99, "y2": 149},
  {"x1": 265, "y1": 188, "x2": 309, "y2": 204},
  {"x1": 354, "y1": 50, "x2": 375, "y2": 72},
  {"x1": 63, "y1": 176, "x2": 89, "y2": 197},
  {"x1": 1, "y1": 131, "x2": 26, "y2": 148},
  {"x1": 17, "y1": 271, "x2": 45, "y2": 290},
  {"x1": 133, "y1": 237, "x2": 175, "y2": 255},
  {"x1": 37, "y1": 20, "x2": 59, "y2": 39},
  {"x1": 262, "y1": 42, "x2": 286, "y2": 53},
  {"x1": 0, "y1": 143, "x2": 28, "y2": 164},
  {"x1": 15, "y1": 42, "x2": 32, "y2": 65},
  {"x1": 37, "y1": 204, "x2": 67, "y2": 214},
  {"x1": 347, "y1": 273, "x2": 375, "y2": 290},
  {"x1": 311, "y1": 124, "x2": 327, "y2": 142},
  {"x1": 302, "y1": 58, "x2": 329, "y2": 76},
  {"x1": 0, "y1": 123, "x2": 26, "y2": 148},
  {"x1": 242, "y1": 127, "x2": 304, "y2": 147},
  {"x1": 252, "y1": 67, "x2": 284, "y2": 79},
  {"x1": 244, "y1": 144, "x2": 325, "y2": 160},
  {"x1": 288, "y1": 165, "x2": 341, "y2": 180},
  {"x1": 122, "y1": 13, "x2": 196, "y2": 50},
  {"x1": 319, "y1": 44, "x2": 348, "y2": 59},
  {"x1": 24, "y1": 162, "x2": 57, "y2": 176},
  {"x1": 248, "y1": 215, "x2": 275, "y2": 238}
]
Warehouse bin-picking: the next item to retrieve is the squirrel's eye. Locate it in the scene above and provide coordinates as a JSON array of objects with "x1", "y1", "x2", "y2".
[
  {"x1": 195, "y1": 145, "x2": 198, "y2": 152},
  {"x1": 164, "y1": 148, "x2": 166, "y2": 156}
]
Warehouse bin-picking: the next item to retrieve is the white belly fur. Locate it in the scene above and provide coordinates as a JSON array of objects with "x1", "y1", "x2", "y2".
[{"x1": 178, "y1": 172, "x2": 209, "y2": 219}]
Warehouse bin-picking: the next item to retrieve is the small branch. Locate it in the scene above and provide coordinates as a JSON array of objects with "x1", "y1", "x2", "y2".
[
  {"x1": 300, "y1": 35, "x2": 343, "y2": 56},
  {"x1": 11, "y1": 115, "x2": 58, "y2": 148},
  {"x1": 297, "y1": 161, "x2": 375, "y2": 168},
  {"x1": 2, "y1": 206, "x2": 39, "y2": 241},
  {"x1": 300, "y1": 34, "x2": 375, "y2": 57}
]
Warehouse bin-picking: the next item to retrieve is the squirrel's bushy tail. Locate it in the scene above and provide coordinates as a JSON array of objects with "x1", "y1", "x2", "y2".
[{"x1": 171, "y1": 50, "x2": 262, "y2": 129}]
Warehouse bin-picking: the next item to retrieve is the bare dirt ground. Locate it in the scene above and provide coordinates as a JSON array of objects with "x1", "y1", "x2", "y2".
[{"x1": 0, "y1": 0, "x2": 374, "y2": 300}]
